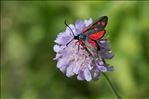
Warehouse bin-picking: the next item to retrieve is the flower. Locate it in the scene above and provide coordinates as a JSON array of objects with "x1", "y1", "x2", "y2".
[{"x1": 53, "y1": 18, "x2": 113, "y2": 81}]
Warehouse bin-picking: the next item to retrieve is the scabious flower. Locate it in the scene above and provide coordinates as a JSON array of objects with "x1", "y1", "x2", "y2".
[{"x1": 53, "y1": 18, "x2": 114, "y2": 81}]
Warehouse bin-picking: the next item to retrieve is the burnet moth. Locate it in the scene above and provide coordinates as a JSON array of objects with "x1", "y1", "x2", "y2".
[{"x1": 65, "y1": 16, "x2": 108, "y2": 57}]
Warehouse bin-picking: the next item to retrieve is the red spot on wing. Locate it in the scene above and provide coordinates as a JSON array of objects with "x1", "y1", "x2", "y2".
[
  {"x1": 101, "y1": 22, "x2": 105, "y2": 26},
  {"x1": 97, "y1": 22, "x2": 101, "y2": 25},
  {"x1": 89, "y1": 30, "x2": 105, "y2": 40},
  {"x1": 88, "y1": 40, "x2": 97, "y2": 49},
  {"x1": 94, "y1": 27, "x2": 98, "y2": 31}
]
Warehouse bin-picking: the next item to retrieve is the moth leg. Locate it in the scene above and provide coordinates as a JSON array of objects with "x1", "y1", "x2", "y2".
[
  {"x1": 75, "y1": 40, "x2": 79, "y2": 45},
  {"x1": 74, "y1": 40, "x2": 80, "y2": 53},
  {"x1": 78, "y1": 44, "x2": 80, "y2": 52}
]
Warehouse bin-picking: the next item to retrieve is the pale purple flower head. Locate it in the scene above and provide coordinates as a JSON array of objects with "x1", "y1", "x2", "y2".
[{"x1": 53, "y1": 18, "x2": 114, "y2": 81}]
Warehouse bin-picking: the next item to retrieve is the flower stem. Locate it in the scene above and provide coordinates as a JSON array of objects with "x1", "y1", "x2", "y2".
[{"x1": 102, "y1": 72, "x2": 122, "y2": 99}]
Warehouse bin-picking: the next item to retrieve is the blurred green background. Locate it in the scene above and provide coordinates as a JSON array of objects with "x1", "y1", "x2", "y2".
[{"x1": 1, "y1": 1, "x2": 149, "y2": 99}]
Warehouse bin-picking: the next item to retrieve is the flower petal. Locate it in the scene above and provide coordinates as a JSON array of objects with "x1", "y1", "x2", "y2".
[
  {"x1": 75, "y1": 20, "x2": 85, "y2": 33},
  {"x1": 66, "y1": 65, "x2": 74, "y2": 77},
  {"x1": 107, "y1": 66, "x2": 114, "y2": 71},
  {"x1": 53, "y1": 45, "x2": 61, "y2": 52},
  {"x1": 103, "y1": 53, "x2": 113, "y2": 59},
  {"x1": 55, "y1": 32, "x2": 72, "y2": 45},
  {"x1": 53, "y1": 53, "x2": 62, "y2": 60},
  {"x1": 98, "y1": 60, "x2": 104, "y2": 65},
  {"x1": 84, "y1": 68, "x2": 92, "y2": 81},
  {"x1": 93, "y1": 70, "x2": 100, "y2": 80},
  {"x1": 73, "y1": 63, "x2": 81, "y2": 74},
  {"x1": 59, "y1": 65, "x2": 67, "y2": 73},
  {"x1": 100, "y1": 40, "x2": 111, "y2": 51},
  {"x1": 77, "y1": 71, "x2": 85, "y2": 81},
  {"x1": 84, "y1": 18, "x2": 93, "y2": 27},
  {"x1": 57, "y1": 58, "x2": 66, "y2": 68},
  {"x1": 97, "y1": 66, "x2": 107, "y2": 72}
]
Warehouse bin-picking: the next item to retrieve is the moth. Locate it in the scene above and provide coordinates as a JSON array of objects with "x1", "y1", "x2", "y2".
[{"x1": 65, "y1": 16, "x2": 108, "y2": 57}]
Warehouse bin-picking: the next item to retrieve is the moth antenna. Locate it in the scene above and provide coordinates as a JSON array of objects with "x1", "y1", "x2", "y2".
[
  {"x1": 64, "y1": 19, "x2": 75, "y2": 36},
  {"x1": 66, "y1": 39, "x2": 73, "y2": 46}
]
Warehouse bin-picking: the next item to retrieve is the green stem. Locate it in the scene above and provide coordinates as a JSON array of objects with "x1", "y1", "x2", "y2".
[{"x1": 102, "y1": 72, "x2": 122, "y2": 99}]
